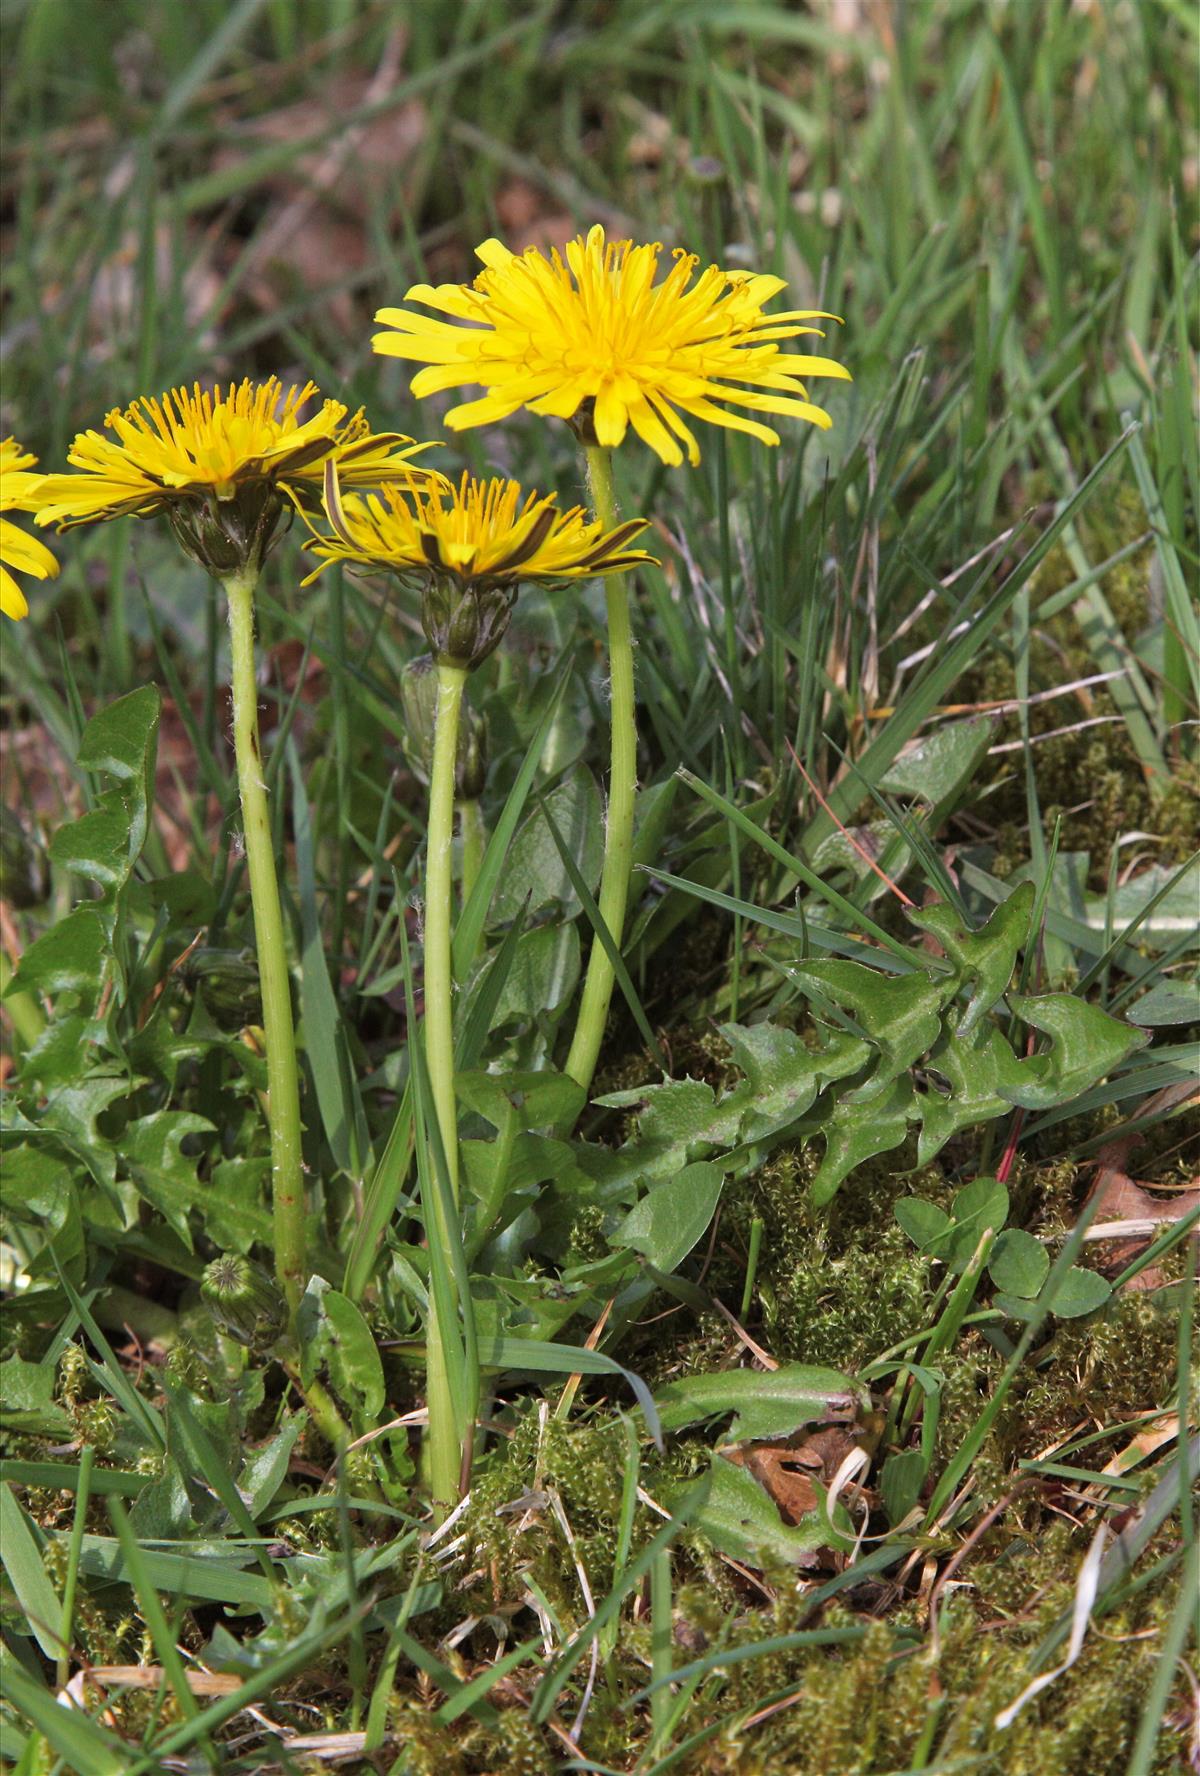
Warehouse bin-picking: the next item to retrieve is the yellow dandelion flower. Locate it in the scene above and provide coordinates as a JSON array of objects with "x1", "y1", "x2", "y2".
[
  {"x1": 35, "y1": 377, "x2": 439, "y2": 529},
  {"x1": 0, "y1": 439, "x2": 58, "y2": 621},
  {"x1": 310, "y1": 466, "x2": 654, "y2": 587},
  {"x1": 308, "y1": 466, "x2": 655, "y2": 670},
  {"x1": 373, "y1": 224, "x2": 851, "y2": 467}
]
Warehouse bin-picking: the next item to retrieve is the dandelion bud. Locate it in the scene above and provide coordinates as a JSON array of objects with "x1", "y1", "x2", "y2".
[
  {"x1": 456, "y1": 704, "x2": 488, "y2": 800},
  {"x1": 420, "y1": 575, "x2": 517, "y2": 672},
  {"x1": 566, "y1": 395, "x2": 600, "y2": 449},
  {"x1": 167, "y1": 482, "x2": 284, "y2": 579},
  {"x1": 398, "y1": 654, "x2": 438, "y2": 774},
  {"x1": 201, "y1": 1253, "x2": 286, "y2": 1347},
  {"x1": 183, "y1": 946, "x2": 263, "y2": 1030}
]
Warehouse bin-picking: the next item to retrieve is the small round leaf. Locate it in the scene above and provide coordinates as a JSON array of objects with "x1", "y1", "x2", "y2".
[{"x1": 988, "y1": 1228, "x2": 1050, "y2": 1299}]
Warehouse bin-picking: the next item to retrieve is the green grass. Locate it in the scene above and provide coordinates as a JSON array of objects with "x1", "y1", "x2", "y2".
[{"x1": 1, "y1": 2, "x2": 1197, "y2": 1772}]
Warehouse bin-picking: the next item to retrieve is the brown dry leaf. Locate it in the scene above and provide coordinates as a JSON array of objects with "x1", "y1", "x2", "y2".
[
  {"x1": 726, "y1": 1423, "x2": 866, "y2": 1526},
  {"x1": 738, "y1": 1447, "x2": 819, "y2": 1525},
  {"x1": 1087, "y1": 1167, "x2": 1199, "y2": 1229},
  {"x1": 1081, "y1": 1080, "x2": 1200, "y2": 1287}
]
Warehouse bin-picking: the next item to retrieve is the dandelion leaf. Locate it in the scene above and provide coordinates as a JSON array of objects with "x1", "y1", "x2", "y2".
[
  {"x1": 915, "y1": 1024, "x2": 1028, "y2": 1164},
  {"x1": 789, "y1": 959, "x2": 950, "y2": 1101},
  {"x1": 809, "y1": 1074, "x2": 916, "y2": 1207},
  {"x1": 1002, "y1": 992, "x2": 1150, "y2": 1109},
  {"x1": 907, "y1": 881, "x2": 1035, "y2": 1034},
  {"x1": 596, "y1": 1022, "x2": 869, "y2": 1189}
]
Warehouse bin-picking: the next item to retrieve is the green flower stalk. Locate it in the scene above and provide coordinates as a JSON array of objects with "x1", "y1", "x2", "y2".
[
  {"x1": 399, "y1": 652, "x2": 489, "y2": 918},
  {"x1": 306, "y1": 464, "x2": 652, "y2": 1515},
  {"x1": 562, "y1": 441, "x2": 635, "y2": 1094},
  {"x1": 35, "y1": 377, "x2": 438, "y2": 1322},
  {"x1": 222, "y1": 564, "x2": 308, "y2": 1311},
  {"x1": 372, "y1": 225, "x2": 848, "y2": 1102}
]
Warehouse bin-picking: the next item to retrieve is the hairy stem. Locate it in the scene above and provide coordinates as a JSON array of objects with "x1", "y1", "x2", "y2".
[
  {"x1": 424, "y1": 659, "x2": 468, "y2": 1515},
  {"x1": 223, "y1": 570, "x2": 306, "y2": 1321},
  {"x1": 563, "y1": 444, "x2": 636, "y2": 1100}
]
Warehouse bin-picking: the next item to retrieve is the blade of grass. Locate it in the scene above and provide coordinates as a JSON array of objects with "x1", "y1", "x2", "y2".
[
  {"x1": 122, "y1": 1599, "x2": 371, "y2": 1774},
  {"x1": 923, "y1": 1180, "x2": 1114, "y2": 1526},
  {"x1": 802, "y1": 423, "x2": 1139, "y2": 851},
  {"x1": 0, "y1": 1650, "x2": 128, "y2": 1776},
  {"x1": 641, "y1": 865, "x2": 920, "y2": 973},
  {"x1": 108, "y1": 1496, "x2": 213, "y2": 1764},
  {"x1": 0, "y1": 1482, "x2": 64, "y2": 1662},
  {"x1": 676, "y1": 769, "x2": 928, "y2": 970},
  {"x1": 55, "y1": 1443, "x2": 94, "y2": 1692},
  {"x1": 288, "y1": 740, "x2": 369, "y2": 1179},
  {"x1": 452, "y1": 655, "x2": 572, "y2": 980},
  {"x1": 530, "y1": 1473, "x2": 709, "y2": 1724},
  {"x1": 538, "y1": 792, "x2": 667, "y2": 1073}
]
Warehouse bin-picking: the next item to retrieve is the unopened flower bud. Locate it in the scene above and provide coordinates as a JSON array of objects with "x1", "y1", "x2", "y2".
[
  {"x1": 183, "y1": 946, "x2": 263, "y2": 1029},
  {"x1": 456, "y1": 704, "x2": 488, "y2": 800},
  {"x1": 420, "y1": 576, "x2": 516, "y2": 671},
  {"x1": 167, "y1": 481, "x2": 285, "y2": 579},
  {"x1": 201, "y1": 1254, "x2": 286, "y2": 1347},
  {"x1": 566, "y1": 395, "x2": 600, "y2": 449}
]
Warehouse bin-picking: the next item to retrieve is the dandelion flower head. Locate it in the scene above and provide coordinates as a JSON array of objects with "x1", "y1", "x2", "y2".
[
  {"x1": 308, "y1": 465, "x2": 655, "y2": 588},
  {"x1": 35, "y1": 377, "x2": 439, "y2": 530},
  {"x1": 373, "y1": 224, "x2": 851, "y2": 467},
  {"x1": 1, "y1": 439, "x2": 58, "y2": 621}
]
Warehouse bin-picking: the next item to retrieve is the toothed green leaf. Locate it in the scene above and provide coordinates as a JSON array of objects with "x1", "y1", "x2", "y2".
[
  {"x1": 789, "y1": 959, "x2": 950, "y2": 1101},
  {"x1": 915, "y1": 1024, "x2": 1027, "y2": 1164},
  {"x1": 908, "y1": 881, "x2": 1035, "y2": 1034},
  {"x1": 597, "y1": 1023, "x2": 869, "y2": 1191},
  {"x1": 1003, "y1": 992, "x2": 1150, "y2": 1110},
  {"x1": 121, "y1": 1111, "x2": 215, "y2": 1250},
  {"x1": 810, "y1": 1075, "x2": 916, "y2": 1207}
]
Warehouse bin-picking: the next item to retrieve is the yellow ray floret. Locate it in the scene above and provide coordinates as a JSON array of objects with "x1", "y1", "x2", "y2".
[
  {"x1": 305, "y1": 465, "x2": 656, "y2": 587},
  {"x1": 1, "y1": 438, "x2": 58, "y2": 620},
  {"x1": 373, "y1": 224, "x2": 851, "y2": 467},
  {"x1": 35, "y1": 378, "x2": 441, "y2": 529}
]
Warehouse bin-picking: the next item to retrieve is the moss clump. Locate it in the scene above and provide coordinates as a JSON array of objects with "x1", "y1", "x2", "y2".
[
  {"x1": 486, "y1": 1708, "x2": 557, "y2": 1776},
  {"x1": 1021, "y1": 1288, "x2": 1183, "y2": 1435},
  {"x1": 710, "y1": 1142, "x2": 940, "y2": 1371},
  {"x1": 463, "y1": 1410, "x2": 633, "y2": 1613},
  {"x1": 930, "y1": 1331, "x2": 1009, "y2": 1493},
  {"x1": 385, "y1": 1701, "x2": 466, "y2": 1775},
  {"x1": 636, "y1": 1571, "x2": 1183, "y2": 1775},
  {"x1": 759, "y1": 1217, "x2": 932, "y2": 1370},
  {"x1": 1153, "y1": 762, "x2": 1200, "y2": 864}
]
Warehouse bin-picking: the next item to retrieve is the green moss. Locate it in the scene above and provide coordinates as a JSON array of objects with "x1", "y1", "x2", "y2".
[
  {"x1": 760, "y1": 1218, "x2": 932, "y2": 1370},
  {"x1": 630, "y1": 1569, "x2": 1185, "y2": 1775},
  {"x1": 1154, "y1": 765, "x2": 1200, "y2": 864},
  {"x1": 1021, "y1": 1289, "x2": 1182, "y2": 1432}
]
